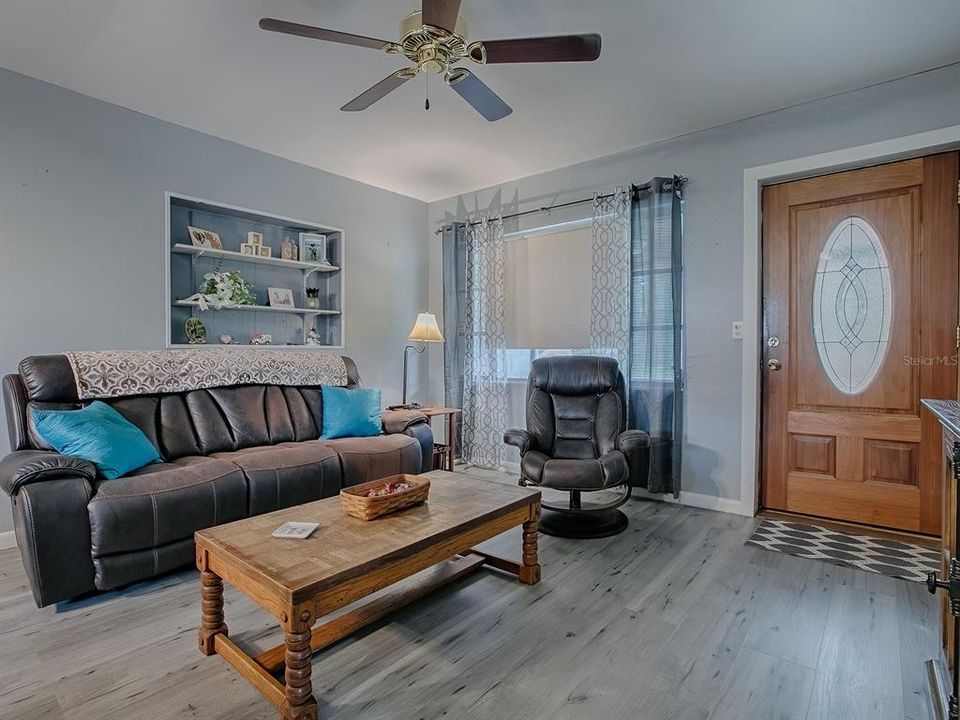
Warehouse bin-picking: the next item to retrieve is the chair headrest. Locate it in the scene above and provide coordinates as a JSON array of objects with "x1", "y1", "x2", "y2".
[{"x1": 529, "y1": 356, "x2": 621, "y2": 395}]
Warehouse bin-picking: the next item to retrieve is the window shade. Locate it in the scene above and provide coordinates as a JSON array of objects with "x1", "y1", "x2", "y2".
[{"x1": 504, "y1": 225, "x2": 593, "y2": 349}]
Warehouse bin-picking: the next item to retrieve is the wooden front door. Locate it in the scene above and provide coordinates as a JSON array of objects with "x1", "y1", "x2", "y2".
[{"x1": 761, "y1": 153, "x2": 959, "y2": 534}]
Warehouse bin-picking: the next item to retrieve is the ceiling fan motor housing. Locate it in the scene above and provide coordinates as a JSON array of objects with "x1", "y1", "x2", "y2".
[{"x1": 395, "y1": 11, "x2": 470, "y2": 74}]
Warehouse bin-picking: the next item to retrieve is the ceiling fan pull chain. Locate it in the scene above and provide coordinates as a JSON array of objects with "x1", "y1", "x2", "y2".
[{"x1": 425, "y1": 73, "x2": 430, "y2": 111}]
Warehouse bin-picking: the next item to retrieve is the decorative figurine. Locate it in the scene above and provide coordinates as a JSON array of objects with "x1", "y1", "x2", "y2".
[
  {"x1": 185, "y1": 317, "x2": 207, "y2": 344},
  {"x1": 218, "y1": 334, "x2": 236, "y2": 345},
  {"x1": 250, "y1": 333, "x2": 272, "y2": 345},
  {"x1": 305, "y1": 328, "x2": 323, "y2": 346}
]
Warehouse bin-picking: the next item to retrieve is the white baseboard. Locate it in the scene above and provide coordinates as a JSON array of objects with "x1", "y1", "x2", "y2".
[
  {"x1": 458, "y1": 461, "x2": 750, "y2": 518},
  {"x1": 633, "y1": 488, "x2": 750, "y2": 516},
  {"x1": 0, "y1": 530, "x2": 16, "y2": 551}
]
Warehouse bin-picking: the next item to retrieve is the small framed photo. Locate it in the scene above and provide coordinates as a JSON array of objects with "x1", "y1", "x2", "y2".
[
  {"x1": 281, "y1": 239, "x2": 298, "y2": 260},
  {"x1": 239, "y1": 243, "x2": 256, "y2": 256},
  {"x1": 247, "y1": 231, "x2": 263, "y2": 246},
  {"x1": 258, "y1": 245, "x2": 272, "y2": 258},
  {"x1": 188, "y1": 226, "x2": 222, "y2": 250},
  {"x1": 267, "y1": 287, "x2": 295, "y2": 308},
  {"x1": 299, "y1": 233, "x2": 328, "y2": 265}
]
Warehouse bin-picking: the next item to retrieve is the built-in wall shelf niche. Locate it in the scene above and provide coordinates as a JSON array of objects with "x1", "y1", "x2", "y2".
[{"x1": 166, "y1": 193, "x2": 344, "y2": 349}]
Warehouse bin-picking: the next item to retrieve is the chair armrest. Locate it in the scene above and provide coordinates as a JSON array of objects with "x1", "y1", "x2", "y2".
[
  {"x1": 0, "y1": 450, "x2": 96, "y2": 496},
  {"x1": 504, "y1": 428, "x2": 535, "y2": 455},
  {"x1": 617, "y1": 430, "x2": 651, "y2": 488},
  {"x1": 382, "y1": 409, "x2": 428, "y2": 434}
]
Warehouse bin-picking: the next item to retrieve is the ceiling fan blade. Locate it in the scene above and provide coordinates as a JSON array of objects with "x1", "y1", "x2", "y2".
[
  {"x1": 341, "y1": 71, "x2": 414, "y2": 112},
  {"x1": 259, "y1": 18, "x2": 390, "y2": 51},
  {"x1": 422, "y1": 0, "x2": 461, "y2": 33},
  {"x1": 473, "y1": 34, "x2": 601, "y2": 64},
  {"x1": 446, "y1": 70, "x2": 512, "y2": 122}
]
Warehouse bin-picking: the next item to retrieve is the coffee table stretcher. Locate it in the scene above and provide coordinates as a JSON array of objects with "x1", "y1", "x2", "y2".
[{"x1": 196, "y1": 498, "x2": 540, "y2": 720}]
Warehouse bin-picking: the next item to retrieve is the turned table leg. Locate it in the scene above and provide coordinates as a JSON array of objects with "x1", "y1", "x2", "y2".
[
  {"x1": 281, "y1": 609, "x2": 318, "y2": 720},
  {"x1": 519, "y1": 502, "x2": 541, "y2": 585},
  {"x1": 198, "y1": 569, "x2": 228, "y2": 655}
]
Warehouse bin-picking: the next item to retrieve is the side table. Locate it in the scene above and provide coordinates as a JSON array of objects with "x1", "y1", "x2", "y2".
[{"x1": 419, "y1": 407, "x2": 462, "y2": 471}]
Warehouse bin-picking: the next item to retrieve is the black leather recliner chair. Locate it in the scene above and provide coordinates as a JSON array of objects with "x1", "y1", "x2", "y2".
[{"x1": 504, "y1": 356, "x2": 650, "y2": 538}]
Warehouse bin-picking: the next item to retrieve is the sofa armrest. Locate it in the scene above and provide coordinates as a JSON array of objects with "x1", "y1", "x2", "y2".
[
  {"x1": 382, "y1": 409, "x2": 428, "y2": 434},
  {"x1": 617, "y1": 430, "x2": 651, "y2": 488},
  {"x1": 0, "y1": 450, "x2": 96, "y2": 496},
  {"x1": 504, "y1": 428, "x2": 535, "y2": 456},
  {"x1": 12, "y1": 477, "x2": 96, "y2": 607},
  {"x1": 399, "y1": 422, "x2": 434, "y2": 473}
]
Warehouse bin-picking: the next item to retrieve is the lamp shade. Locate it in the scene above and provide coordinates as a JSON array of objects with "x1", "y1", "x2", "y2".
[{"x1": 408, "y1": 312, "x2": 444, "y2": 343}]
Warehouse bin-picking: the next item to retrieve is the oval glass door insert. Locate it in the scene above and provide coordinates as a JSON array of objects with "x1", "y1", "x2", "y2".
[{"x1": 812, "y1": 216, "x2": 892, "y2": 395}]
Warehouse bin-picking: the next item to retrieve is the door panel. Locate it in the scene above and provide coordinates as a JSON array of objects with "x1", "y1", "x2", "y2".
[{"x1": 762, "y1": 153, "x2": 959, "y2": 534}]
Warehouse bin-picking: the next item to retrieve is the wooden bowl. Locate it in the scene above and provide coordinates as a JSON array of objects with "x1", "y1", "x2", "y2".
[{"x1": 339, "y1": 474, "x2": 430, "y2": 521}]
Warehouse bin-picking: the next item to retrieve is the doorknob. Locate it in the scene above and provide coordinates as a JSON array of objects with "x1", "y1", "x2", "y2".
[{"x1": 767, "y1": 359, "x2": 782, "y2": 371}]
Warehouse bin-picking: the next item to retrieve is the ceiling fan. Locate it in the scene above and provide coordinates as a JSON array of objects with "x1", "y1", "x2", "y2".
[{"x1": 259, "y1": 0, "x2": 601, "y2": 122}]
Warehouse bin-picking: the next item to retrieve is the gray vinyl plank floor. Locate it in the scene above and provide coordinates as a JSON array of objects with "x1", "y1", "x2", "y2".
[{"x1": 0, "y1": 466, "x2": 941, "y2": 720}]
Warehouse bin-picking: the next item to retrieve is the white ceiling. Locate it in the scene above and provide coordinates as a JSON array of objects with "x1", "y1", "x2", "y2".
[{"x1": 2, "y1": 0, "x2": 959, "y2": 202}]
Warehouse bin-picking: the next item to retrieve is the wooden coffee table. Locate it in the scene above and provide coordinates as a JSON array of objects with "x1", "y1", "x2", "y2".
[{"x1": 194, "y1": 470, "x2": 541, "y2": 720}]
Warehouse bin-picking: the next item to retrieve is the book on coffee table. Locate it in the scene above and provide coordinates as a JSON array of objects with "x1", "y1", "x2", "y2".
[{"x1": 271, "y1": 521, "x2": 319, "y2": 539}]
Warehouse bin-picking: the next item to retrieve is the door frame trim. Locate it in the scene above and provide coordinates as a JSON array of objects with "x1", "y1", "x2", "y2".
[{"x1": 741, "y1": 125, "x2": 960, "y2": 518}]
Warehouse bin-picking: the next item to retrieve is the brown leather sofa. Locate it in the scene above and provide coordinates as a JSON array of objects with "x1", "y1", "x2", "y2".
[{"x1": 0, "y1": 353, "x2": 433, "y2": 607}]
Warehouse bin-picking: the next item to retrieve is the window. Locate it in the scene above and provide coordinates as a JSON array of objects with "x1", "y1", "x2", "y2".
[
  {"x1": 813, "y1": 216, "x2": 892, "y2": 394},
  {"x1": 630, "y1": 193, "x2": 678, "y2": 384}
]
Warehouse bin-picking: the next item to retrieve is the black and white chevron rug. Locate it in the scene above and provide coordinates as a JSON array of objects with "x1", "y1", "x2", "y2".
[{"x1": 746, "y1": 519, "x2": 940, "y2": 583}]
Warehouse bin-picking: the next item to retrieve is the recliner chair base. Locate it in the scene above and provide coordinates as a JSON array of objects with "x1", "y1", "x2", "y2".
[{"x1": 538, "y1": 507, "x2": 629, "y2": 539}]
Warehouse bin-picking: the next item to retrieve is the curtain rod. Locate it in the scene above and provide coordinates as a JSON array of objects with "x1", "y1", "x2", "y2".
[{"x1": 435, "y1": 176, "x2": 687, "y2": 233}]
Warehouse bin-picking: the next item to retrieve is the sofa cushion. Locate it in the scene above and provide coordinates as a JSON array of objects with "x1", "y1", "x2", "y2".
[
  {"x1": 322, "y1": 434, "x2": 422, "y2": 486},
  {"x1": 213, "y1": 441, "x2": 342, "y2": 515},
  {"x1": 87, "y1": 457, "x2": 246, "y2": 556}
]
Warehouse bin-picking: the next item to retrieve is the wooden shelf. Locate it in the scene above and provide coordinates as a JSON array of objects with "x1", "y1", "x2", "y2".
[
  {"x1": 173, "y1": 300, "x2": 340, "y2": 316},
  {"x1": 172, "y1": 244, "x2": 339, "y2": 272}
]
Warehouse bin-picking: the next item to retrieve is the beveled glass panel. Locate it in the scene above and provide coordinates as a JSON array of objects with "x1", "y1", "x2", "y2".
[{"x1": 812, "y1": 217, "x2": 892, "y2": 394}]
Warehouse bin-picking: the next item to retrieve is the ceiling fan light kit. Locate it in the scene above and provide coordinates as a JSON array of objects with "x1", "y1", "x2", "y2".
[{"x1": 259, "y1": 0, "x2": 601, "y2": 122}]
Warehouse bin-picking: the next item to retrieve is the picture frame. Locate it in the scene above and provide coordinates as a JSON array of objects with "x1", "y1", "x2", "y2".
[
  {"x1": 258, "y1": 245, "x2": 272, "y2": 258},
  {"x1": 187, "y1": 226, "x2": 222, "y2": 250},
  {"x1": 281, "y1": 238, "x2": 298, "y2": 261},
  {"x1": 267, "y1": 287, "x2": 295, "y2": 308},
  {"x1": 239, "y1": 243, "x2": 256, "y2": 256},
  {"x1": 299, "y1": 233, "x2": 329, "y2": 265},
  {"x1": 247, "y1": 231, "x2": 263, "y2": 246}
]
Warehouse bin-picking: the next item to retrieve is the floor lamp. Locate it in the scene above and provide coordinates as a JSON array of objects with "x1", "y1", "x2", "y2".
[{"x1": 399, "y1": 312, "x2": 444, "y2": 409}]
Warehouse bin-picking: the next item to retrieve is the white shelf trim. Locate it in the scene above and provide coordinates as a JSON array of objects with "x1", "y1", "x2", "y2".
[
  {"x1": 172, "y1": 243, "x2": 339, "y2": 272},
  {"x1": 173, "y1": 300, "x2": 339, "y2": 316}
]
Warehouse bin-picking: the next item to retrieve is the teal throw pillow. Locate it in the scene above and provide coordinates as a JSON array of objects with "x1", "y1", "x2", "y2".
[
  {"x1": 321, "y1": 386, "x2": 382, "y2": 439},
  {"x1": 32, "y1": 400, "x2": 162, "y2": 479}
]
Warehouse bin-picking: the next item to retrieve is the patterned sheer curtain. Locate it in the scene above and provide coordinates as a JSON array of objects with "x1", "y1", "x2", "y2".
[
  {"x1": 443, "y1": 216, "x2": 509, "y2": 469},
  {"x1": 441, "y1": 222, "x2": 466, "y2": 454},
  {"x1": 629, "y1": 177, "x2": 685, "y2": 496},
  {"x1": 590, "y1": 188, "x2": 632, "y2": 367}
]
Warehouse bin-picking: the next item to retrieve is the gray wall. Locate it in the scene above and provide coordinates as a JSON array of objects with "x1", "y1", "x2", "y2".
[
  {"x1": 0, "y1": 69, "x2": 429, "y2": 533},
  {"x1": 428, "y1": 63, "x2": 960, "y2": 503}
]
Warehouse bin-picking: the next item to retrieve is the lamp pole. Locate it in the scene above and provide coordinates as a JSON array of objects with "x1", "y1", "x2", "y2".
[{"x1": 402, "y1": 344, "x2": 425, "y2": 407}]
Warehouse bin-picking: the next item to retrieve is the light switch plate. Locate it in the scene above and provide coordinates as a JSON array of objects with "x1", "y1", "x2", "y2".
[{"x1": 732, "y1": 321, "x2": 744, "y2": 340}]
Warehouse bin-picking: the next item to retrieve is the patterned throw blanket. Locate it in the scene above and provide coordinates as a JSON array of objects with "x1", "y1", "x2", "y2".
[{"x1": 64, "y1": 349, "x2": 348, "y2": 400}]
